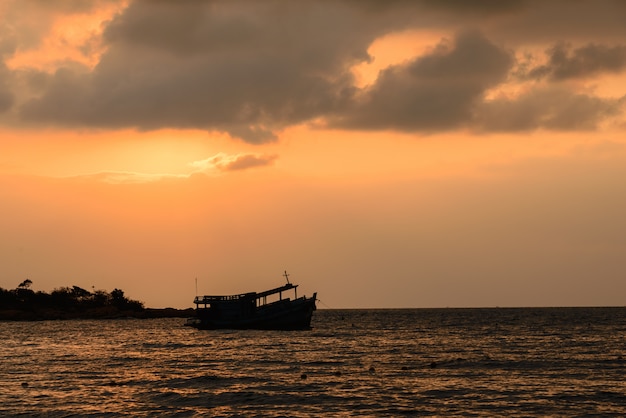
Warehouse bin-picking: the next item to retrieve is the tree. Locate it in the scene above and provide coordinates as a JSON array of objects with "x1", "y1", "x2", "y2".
[
  {"x1": 110, "y1": 288, "x2": 144, "y2": 311},
  {"x1": 111, "y1": 288, "x2": 125, "y2": 305},
  {"x1": 18, "y1": 279, "x2": 32, "y2": 289},
  {"x1": 72, "y1": 286, "x2": 91, "y2": 300}
]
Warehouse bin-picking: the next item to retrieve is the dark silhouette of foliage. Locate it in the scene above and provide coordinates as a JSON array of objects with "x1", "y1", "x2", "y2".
[
  {"x1": 0, "y1": 280, "x2": 147, "y2": 320},
  {"x1": 18, "y1": 279, "x2": 32, "y2": 289}
]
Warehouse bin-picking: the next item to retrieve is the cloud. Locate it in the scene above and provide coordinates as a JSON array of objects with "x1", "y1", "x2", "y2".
[
  {"x1": 190, "y1": 153, "x2": 278, "y2": 173},
  {"x1": 0, "y1": 0, "x2": 115, "y2": 53},
  {"x1": 413, "y1": 0, "x2": 528, "y2": 15},
  {"x1": 525, "y1": 43, "x2": 626, "y2": 81},
  {"x1": 17, "y1": 0, "x2": 384, "y2": 142},
  {"x1": 330, "y1": 30, "x2": 513, "y2": 131},
  {"x1": 67, "y1": 152, "x2": 278, "y2": 184},
  {"x1": 2, "y1": 0, "x2": 626, "y2": 139},
  {"x1": 0, "y1": 78, "x2": 14, "y2": 113},
  {"x1": 483, "y1": 1, "x2": 626, "y2": 45},
  {"x1": 475, "y1": 87, "x2": 626, "y2": 131},
  {"x1": 0, "y1": 62, "x2": 14, "y2": 113},
  {"x1": 67, "y1": 153, "x2": 278, "y2": 184},
  {"x1": 0, "y1": 90, "x2": 14, "y2": 113},
  {"x1": 328, "y1": 30, "x2": 625, "y2": 133}
]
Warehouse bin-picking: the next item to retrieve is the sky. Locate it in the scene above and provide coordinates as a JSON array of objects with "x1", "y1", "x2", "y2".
[{"x1": 1, "y1": 0, "x2": 626, "y2": 309}]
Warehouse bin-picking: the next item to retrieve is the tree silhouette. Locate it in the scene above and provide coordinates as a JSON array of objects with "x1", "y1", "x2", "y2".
[
  {"x1": 0, "y1": 281, "x2": 146, "y2": 319},
  {"x1": 18, "y1": 279, "x2": 32, "y2": 289}
]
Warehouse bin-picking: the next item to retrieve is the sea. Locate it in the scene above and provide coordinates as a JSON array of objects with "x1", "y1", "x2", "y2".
[{"x1": 0, "y1": 307, "x2": 624, "y2": 417}]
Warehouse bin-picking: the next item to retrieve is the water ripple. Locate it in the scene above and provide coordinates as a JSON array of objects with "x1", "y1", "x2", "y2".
[{"x1": 0, "y1": 308, "x2": 624, "y2": 416}]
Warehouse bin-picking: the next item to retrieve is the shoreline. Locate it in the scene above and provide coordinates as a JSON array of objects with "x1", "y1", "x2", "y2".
[{"x1": 0, "y1": 307, "x2": 195, "y2": 321}]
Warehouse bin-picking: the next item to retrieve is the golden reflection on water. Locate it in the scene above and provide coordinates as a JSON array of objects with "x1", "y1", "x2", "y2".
[{"x1": 0, "y1": 308, "x2": 625, "y2": 416}]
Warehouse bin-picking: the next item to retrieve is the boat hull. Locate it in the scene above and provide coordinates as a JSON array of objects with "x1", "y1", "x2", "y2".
[{"x1": 187, "y1": 294, "x2": 316, "y2": 330}]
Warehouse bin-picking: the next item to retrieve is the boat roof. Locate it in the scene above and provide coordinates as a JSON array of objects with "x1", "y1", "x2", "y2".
[
  {"x1": 257, "y1": 283, "x2": 296, "y2": 298},
  {"x1": 194, "y1": 283, "x2": 297, "y2": 304}
]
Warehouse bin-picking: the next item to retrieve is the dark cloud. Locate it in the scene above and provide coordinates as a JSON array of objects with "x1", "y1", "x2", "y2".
[
  {"x1": 0, "y1": 89, "x2": 13, "y2": 113},
  {"x1": 415, "y1": 0, "x2": 528, "y2": 15},
  {"x1": 352, "y1": 0, "x2": 626, "y2": 44},
  {"x1": 0, "y1": 0, "x2": 115, "y2": 52},
  {"x1": 19, "y1": 0, "x2": 384, "y2": 142},
  {"x1": 331, "y1": 31, "x2": 513, "y2": 131},
  {"x1": 27, "y1": 0, "x2": 114, "y2": 14},
  {"x1": 525, "y1": 43, "x2": 626, "y2": 81},
  {"x1": 330, "y1": 30, "x2": 624, "y2": 134},
  {"x1": 342, "y1": 0, "x2": 527, "y2": 16},
  {"x1": 475, "y1": 87, "x2": 625, "y2": 131},
  {"x1": 6, "y1": 0, "x2": 626, "y2": 139},
  {"x1": 0, "y1": 61, "x2": 15, "y2": 113},
  {"x1": 0, "y1": 34, "x2": 17, "y2": 57},
  {"x1": 484, "y1": 0, "x2": 626, "y2": 45}
]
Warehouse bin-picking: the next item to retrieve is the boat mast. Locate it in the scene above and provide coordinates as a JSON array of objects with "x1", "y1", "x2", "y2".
[{"x1": 283, "y1": 270, "x2": 297, "y2": 298}]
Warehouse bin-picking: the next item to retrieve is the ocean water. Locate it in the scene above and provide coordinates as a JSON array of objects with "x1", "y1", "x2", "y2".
[{"x1": 0, "y1": 308, "x2": 624, "y2": 417}]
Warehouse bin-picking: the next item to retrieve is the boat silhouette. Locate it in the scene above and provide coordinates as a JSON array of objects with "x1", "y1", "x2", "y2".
[{"x1": 186, "y1": 272, "x2": 317, "y2": 330}]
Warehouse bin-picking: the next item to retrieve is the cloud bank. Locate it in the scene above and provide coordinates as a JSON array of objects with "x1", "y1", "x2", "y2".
[
  {"x1": 521, "y1": 43, "x2": 626, "y2": 81},
  {"x1": 1, "y1": 0, "x2": 626, "y2": 142}
]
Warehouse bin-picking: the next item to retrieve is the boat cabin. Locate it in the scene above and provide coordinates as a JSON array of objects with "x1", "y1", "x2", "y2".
[{"x1": 193, "y1": 283, "x2": 300, "y2": 321}]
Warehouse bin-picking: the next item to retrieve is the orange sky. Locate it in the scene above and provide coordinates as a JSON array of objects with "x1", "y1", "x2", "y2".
[{"x1": 1, "y1": 1, "x2": 626, "y2": 308}]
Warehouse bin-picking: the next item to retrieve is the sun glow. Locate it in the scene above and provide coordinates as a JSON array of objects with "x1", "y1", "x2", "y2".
[
  {"x1": 6, "y1": 2, "x2": 127, "y2": 72},
  {"x1": 351, "y1": 30, "x2": 448, "y2": 88},
  {"x1": 0, "y1": 128, "x2": 253, "y2": 179}
]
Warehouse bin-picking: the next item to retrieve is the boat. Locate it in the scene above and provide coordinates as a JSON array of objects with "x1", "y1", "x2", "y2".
[{"x1": 185, "y1": 272, "x2": 317, "y2": 330}]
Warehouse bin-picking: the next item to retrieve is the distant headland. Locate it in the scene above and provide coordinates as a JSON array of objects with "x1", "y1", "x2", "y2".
[{"x1": 0, "y1": 279, "x2": 193, "y2": 321}]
